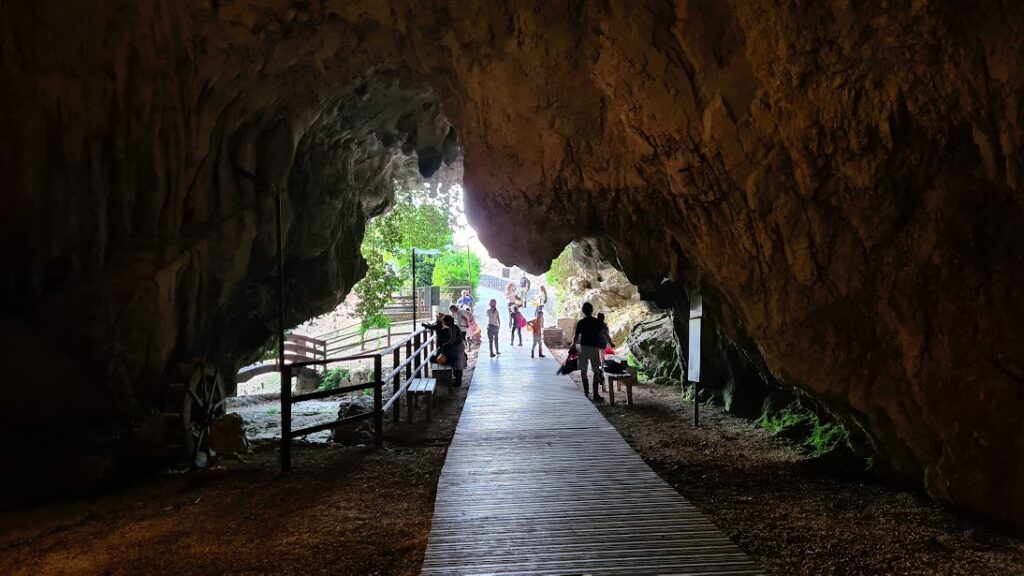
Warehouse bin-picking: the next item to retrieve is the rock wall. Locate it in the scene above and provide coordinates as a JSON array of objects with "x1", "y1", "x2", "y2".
[
  {"x1": 553, "y1": 240, "x2": 654, "y2": 347},
  {"x1": 2, "y1": 1, "x2": 1023, "y2": 527}
]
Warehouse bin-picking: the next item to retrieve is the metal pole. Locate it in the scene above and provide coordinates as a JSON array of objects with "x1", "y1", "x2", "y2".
[
  {"x1": 274, "y1": 192, "x2": 292, "y2": 470},
  {"x1": 411, "y1": 248, "x2": 417, "y2": 329}
]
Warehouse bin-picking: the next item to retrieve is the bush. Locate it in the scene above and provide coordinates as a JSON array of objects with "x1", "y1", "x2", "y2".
[
  {"x1": 319, "y1": 367, "x2": 352, "y2": 391},
  {"x1": 432, "y1": 248, "x2": 481, "y2": 292}
]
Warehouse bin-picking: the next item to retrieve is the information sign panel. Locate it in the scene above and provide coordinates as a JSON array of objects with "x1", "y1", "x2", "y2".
[{"x1": 687, "y1": 291, "x2": 702, "y2": 382}]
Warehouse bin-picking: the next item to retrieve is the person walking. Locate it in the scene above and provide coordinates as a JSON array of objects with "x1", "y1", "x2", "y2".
[
  {"x1": 486, "y1": 299, "x2": 501, "y2": 357},
  {"x1": 519, "y1": 273, "x2": 532, "y2": 307},
  {"x1": 439, "y1": 315, "x2": 467, "y2": 386},
  {"x1": 572, "y1": 302, "x2": 604, "y2": 401},
  {"x1": 527, "y1": 309, "x2": 545, "y2": 358},
  {"x1": 509, "y1": 302, "x2": 524, "y2": 346}
]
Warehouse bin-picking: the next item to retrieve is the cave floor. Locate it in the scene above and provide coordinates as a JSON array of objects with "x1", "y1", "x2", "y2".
[
  {"x1": 548, "y1": 349, "x2": 1024, "y2": 575},
  {"x1": 0, "y1": 352, "x2": 481, "y2": 575}
]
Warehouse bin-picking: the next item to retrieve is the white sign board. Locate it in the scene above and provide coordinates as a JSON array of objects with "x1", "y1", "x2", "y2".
[{"x1": 687, "y1": 292, "x2": 702, "y2": 382}]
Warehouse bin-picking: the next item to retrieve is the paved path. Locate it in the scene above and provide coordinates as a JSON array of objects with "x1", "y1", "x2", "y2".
[{"x1": 421, "y1": 333, "x2": 762, "y2": 575}]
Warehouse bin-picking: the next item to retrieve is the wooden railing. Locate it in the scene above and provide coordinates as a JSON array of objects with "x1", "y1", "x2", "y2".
[
  {"x1": 238, "y1": 333, "x2": 327, "y2": 383},
  {"x1": 278, "y1": 326, "x2": 438, "y2": 470}
]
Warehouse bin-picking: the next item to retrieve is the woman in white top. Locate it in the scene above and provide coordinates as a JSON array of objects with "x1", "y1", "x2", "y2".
[{"x1": 486, "y1": 299, "x2": 502, "y2": 357}]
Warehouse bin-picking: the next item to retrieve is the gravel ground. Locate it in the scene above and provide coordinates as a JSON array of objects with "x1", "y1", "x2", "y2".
[{"x1": 550, "y1": 347, "x2": 1024, "y2": 575}]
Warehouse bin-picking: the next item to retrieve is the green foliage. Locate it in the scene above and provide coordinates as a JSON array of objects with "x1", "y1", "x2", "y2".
[
  {"x1": 545, "y1": 245, "x2": 576, "y2": 315},
  {"x1": 414, "y1": 254, "x2": 438, "y2": 287},
  {"x1": 755, "y1": 400, "x2": 851, "y2": 459},
  {"x1": 353, "y1": 202, "x2": 452, "y2": 325},
  {"x1": 319, "y1": 367, "x2": 352, "y2": 391},
  {"x1": 432, "y1": 248, "x2": 481, "y2": 292},
  {"x1": 625, "y1": 352, "x2": 652, "y2": 381}
]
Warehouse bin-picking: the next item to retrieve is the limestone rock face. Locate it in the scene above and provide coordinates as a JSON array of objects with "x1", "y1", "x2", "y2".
[
  {"x1": 2, "y1": 1, "x2": 1023, "y2": 527},
  {"x1": 556, "y1": 240, "x2": 654, "y2": 347}
]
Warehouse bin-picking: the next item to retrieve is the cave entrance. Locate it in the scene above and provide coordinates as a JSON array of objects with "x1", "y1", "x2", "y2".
[{"x1": 219, "y1": 159, "x2": 500, "y2": 467}]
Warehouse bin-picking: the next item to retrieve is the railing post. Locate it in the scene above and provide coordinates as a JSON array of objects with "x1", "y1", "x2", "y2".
[
  {"x1": 392, "y1": 346, "x2": 401, "y2": 423},
  {"x1": 373, "y1": 355, "x2": 383, "y2": 447},
  {"x1": 387, "y1": 324, "x2": 392, "y2": 347},
  {"x1": 281, "y1": 365, "x2": 292, "y2": 471},
  {"x1": 413, "y1": 332, "x2": 422, "y2": 378},
  {"x1": 405, "y1": 338, "x2": 413, "y2": 382}
]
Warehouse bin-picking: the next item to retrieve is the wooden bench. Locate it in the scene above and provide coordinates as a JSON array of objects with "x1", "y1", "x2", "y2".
[
  {"x1": 406, "y1": 378, "x2": 437, "y2": 422},
  {"x1": 602, "y1": 367, "x2": 638, "y2": 406}
]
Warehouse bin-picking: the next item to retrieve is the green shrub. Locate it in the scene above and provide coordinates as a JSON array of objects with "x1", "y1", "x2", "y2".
[
  {"x1": 545, "y1": 245, "x2": 575, "y2": 315},
  {"x1": 319, "y1": 367, "x2": 352, "y2": 391},
  {"x1": 432, "y1": 248, "x2": 481, "y2": 291}
]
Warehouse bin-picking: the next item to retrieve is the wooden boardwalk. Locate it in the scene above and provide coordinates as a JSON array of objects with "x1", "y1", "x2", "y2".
[{"x1": 421, "y1": 337, "x2": 762, "y2": 575}]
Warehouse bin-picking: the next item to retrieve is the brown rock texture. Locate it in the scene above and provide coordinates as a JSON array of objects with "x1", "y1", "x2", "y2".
[{"x1": 1, "y1": 1, "x2": 1022, "y2": 528}]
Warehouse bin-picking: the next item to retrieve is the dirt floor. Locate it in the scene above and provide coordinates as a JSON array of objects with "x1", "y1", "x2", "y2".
[
  {"x1": 0, "y1": 352, "x2": 479, "y2": 576},
  {"x1": 549, "y1": 349, "x2": 1024, "y2": 575},
  {"x1": 5, "y1": 343, "x2": 1024, "y2": 576}
]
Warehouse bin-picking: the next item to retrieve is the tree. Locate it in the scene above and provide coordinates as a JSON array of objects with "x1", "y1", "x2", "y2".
[
  {"x1": 351, "y1": 202, "x2": 453, "y2": 331},
  {"x1": 432, "y1": 248, "x2": 481, "y2": 292}
]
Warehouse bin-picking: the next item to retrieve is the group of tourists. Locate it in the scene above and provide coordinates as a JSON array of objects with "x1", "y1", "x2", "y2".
[
  {"x1": 420, "y1": 289, "x2": 481, "y2": 386},
  {"x1": 422, "y1": 309, "x2": 468, "y2": 387},
  {"x1": 425, "y1": 283, "x2": 614, "y2": 403},
  {"x1": 482, "y1": 275, "x2": 550, "y2": 359}
]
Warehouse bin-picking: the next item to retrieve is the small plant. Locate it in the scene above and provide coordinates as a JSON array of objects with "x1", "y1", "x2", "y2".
[
  {"x1": 319, "y1": 367, "x2": 352, "y2": 391},
  {"x1": 625, "y1": 352, "x2": 652, "y2": 381},
  {"x1": 265, "y1": 407, "x2": 280, "y2": 415},
  {"x1": 756, "y1": 400, "x2": 852, "y2": 459}
]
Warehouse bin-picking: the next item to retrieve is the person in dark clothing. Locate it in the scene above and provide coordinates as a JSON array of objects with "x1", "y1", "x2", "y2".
[
  {"x1": 422, "y1": 312, "x2": 450, "y2": 346},
  {"x1": 596, "y1": 312, "x2": 613, "y2": 350},
  {"x1": 439, "y1": 315, "x2": 466, "y2": 386},
  {"x1": 572, "y1": 302, "x2": 604, "y2": 401}
]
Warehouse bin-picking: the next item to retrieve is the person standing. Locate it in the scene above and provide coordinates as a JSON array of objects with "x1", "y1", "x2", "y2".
[
  {"x1": 422, "y1": 312, "x2": 450, "y2": 346},
  {"x1": 450, "y1": 304, "x2": 470, "y2": 344},
  {"x1": 457, "y1": 289, "x2": 474, "y2": 309},
  {"x1": 486, "y1": 299, "x2": 501, "y2": 357},
  {"x1": 527, "y1": 309, "x2": 545, "y2": 358},
  {"x1": 519, "y1": 273, "x2": 532, "y2": 303},
  {"x1": 509, "y1": 303, "x2": 524, "y2": 346},
  {"x1": 537, "y1": 286, "x2": 549, "y2": 316},
  {"x1": 505, "y1": 282, "x2": 519, "y2": 307},
  {"x1": 439, "y1": 315, "x2": 467, "y2": 386},
  {"x1": 572, "y1": 302, "x2": 604, "y2": 402}
]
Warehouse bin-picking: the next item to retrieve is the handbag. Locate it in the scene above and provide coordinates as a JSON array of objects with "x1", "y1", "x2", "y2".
[{"x1": 436, "y1": 353, "x2": 448, "y2": 365}]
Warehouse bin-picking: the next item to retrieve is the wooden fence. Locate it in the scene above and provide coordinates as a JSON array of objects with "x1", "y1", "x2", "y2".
[{"x1": 278, "y1": 326, "x2": 438, "y2": 469}]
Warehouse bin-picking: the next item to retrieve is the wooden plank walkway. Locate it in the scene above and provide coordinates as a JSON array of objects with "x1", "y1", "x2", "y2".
[{"x1": 421, "y1": 337, "x2": 762, "y2": 575}]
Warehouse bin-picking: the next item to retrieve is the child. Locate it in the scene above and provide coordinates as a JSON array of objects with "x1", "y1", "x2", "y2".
[
  {"x1": 527, "y1": 309, "x2": 545, "y2": 358},
  {"x1": 509, "y1": 303, "x2": 524, "y2": 346}
]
